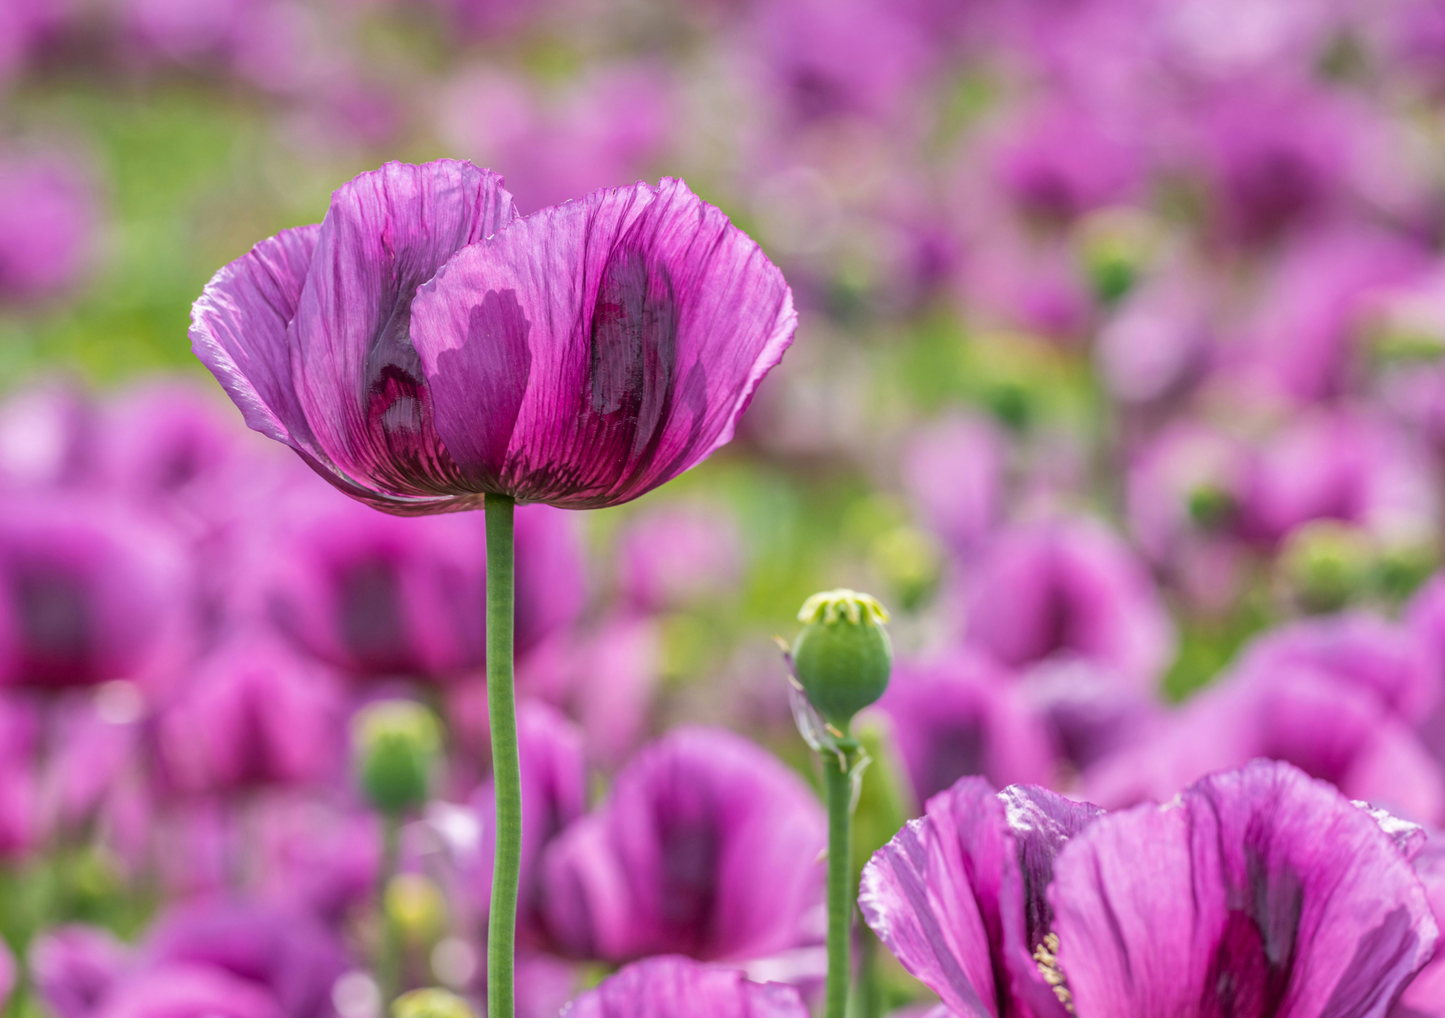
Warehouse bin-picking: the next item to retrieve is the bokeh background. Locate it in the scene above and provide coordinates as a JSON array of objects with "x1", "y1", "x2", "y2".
[{"x1": 8, "y1": 0, "x2": 1445, "y2": 1014}]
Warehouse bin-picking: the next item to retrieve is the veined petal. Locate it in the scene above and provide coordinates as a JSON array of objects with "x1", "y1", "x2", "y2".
[
  {"x1": 859, "y1": 777, "x2": 1098, "y2": 1018},
  {"x1": 1052, "y1": 760, "x2": 1437, "y2": 1018},
  {"x1": 412, "y1": 177, "x2": 796, "y2": 508},
  {"x1": 290, "y1": 159, "x2": 517, "y2": 502},
  {"x1": 189, "y1": 225, "x2": 323, "y2": 460}
]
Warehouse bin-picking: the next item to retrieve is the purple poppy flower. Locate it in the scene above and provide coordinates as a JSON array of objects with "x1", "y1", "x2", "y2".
[
  {"x1": 191, "y1": 159, "x2": 795, "y2": 513},
  {"x1": 562, "y1": 956, "x2": 809, "y2": 1018},
  {"x1": 746, "y1": 0, "x2": 937, "y2": 126},
  {"x1": 95, "y1": 381, "x2": 255, "y2": 514},
  {"x1": 29, "y1": 925, "x2": 131, "y2": 1018},
  {"x1": 91, "y1": 964, "x2": 283, "y2": 1018},
  {"x1": 874, "y1": 650, "x2": 1054, "y2": 804},
  {"x1": 962, "y1": 517, "x2": 1174, "y2": 690},
  {"x1": 516, "y1": 614, "x2": 661, "y2": 768},
  {"x1": 990, "y1": 99, "x2": 1141, "y2": 226},
  {"x1": 1095, "y1": 262, "x2": 1215, "y2": 405},
  {"x1": 1191, "y1": 84, "x2": 1365, "y2": 248},
  {"x1": 260, "y1": 490, "x2": 578, "y2": 682},
  {"x1": 1237, "y1": 612, "x2": 1440, "y2": 724},
  {"x1": 1017, "y1": 657, "x2": 1164, "y2": 778},
  {"x1": 0, "y1": 381, "x2": 95, "y2": 492},
  {"x1": 155, "y1": 630, "x2": 343, "y2": 794},
  {"x1": 141, "y1": 899, "x2": 349, "y2": 1018},
  {"x1": 1225, "y1": 227, "x2": 1429, "y2": 403},
  {"x1": 900, "y1": 414, "x2": 1004, "y2": 559},
  {"x1": 863, "y1": 760, "x2": 1437, "y2": 1018},
  {"x1": 0, "y1": 150, "x2": 95, "y2": 304},
  {"x1": 0, "y1": 495, "x2": 193, "y2": 692},
  {"x1": 540, "y1": 726, "x2": 826, "y2": 963},
  {"x1": 1243, "y1": 408, "x2": 1438, "y2": 544},
  {"x1": 617, "y1": 504, "x2": 742, "y2": 614},
  {"x1": 1087, "y1": 655, "x2": 1445, "y2": 824}
]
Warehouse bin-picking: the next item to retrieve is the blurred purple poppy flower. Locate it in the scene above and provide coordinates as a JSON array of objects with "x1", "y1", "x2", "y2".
[
  {"x1": 1243, "y1": 408, "x2": 1439, "y2": 544},
  {"x1": 0, "y1": 0, "x2": 61, "y2": 86},
  {"x1": 562, "y1": 956, "x2": 809, "y2": 1018},
  {"x1": 516, "y1": 614, "x2": 662, "y2": 768},
  {"x1": 1017, "y1": 657, "x2": 1164, "y2": 779},
  {"x1": 251, "y1": 799, "x2": 381, "y2": 924},
  {"x1": 1088, "y1": 655, "x2": 1445, "y2": 824},
  {"x1": 142, "y1": 899, "x2": 349, "y2": 1018},
  {"x1": 863, "y1": 760, "x2": 1436, "y2": 1018},
  {"x1": 1126, "y1": 421, "x2": 1252, "y2": 610},
  {"x1": 29, "y1": 925, "x2": 131, "y2": 1018},
  {"x1": 962, "y1": 517, "x2": 1174, "y2": 689},
  {"x1": 1238, "y1": 612, "x2": 1440, "y2": 724},
  {"x1": 617, "y1": 504, "x2": 742, "y2": 614},
  {"x1": 900, "y1": 413, "x2": 1004, "y2": 558},
  {"x1": 464, "y1": 700, "x2": 587, "y2": 945},
  {"x1": 991, "y1": 99, "x2": 1141, "y2": 226},
  {"x1": 96, "y1": 381, "x2": 255, "y2": 515},
  {"x1": 0, "y1": 496, "x2": 192, "y2": 692},
  {"x1": 1095, "y1": 263, "x2": 1214, "y2": 405},
  {"x1": 192, "y1": 160, "x2": 795, "y2": 513},
  {"x1": 261, "y1": 495, "x2": 486, "y2": 681},
  {"x1": 747, "y1": 0, "x2": 937, "y2": 126},
  {"x1": 156, "y1": 631, "x2": 343, "y2": 795},
  {"x1": 541, "y1": 726, "x2": 825, "y2": 963},
  {"x1": 92, "y1": 964, "x2": 284, "y2": 1018},
  {"x1": 438, "y1": 64, "x2": 676, "y2": 216},
  {"x1": 261, "y1": 492, "x2": 575, "y2": 682},
  {"x1": 0, "y1": 150, "x2": 96, "y2": 304},
  {"x1": 874, "y1": 650, "x2": 1054, "y2": 804},
  {"x1": 0, "y1": 381, "x2": 95, "y2": 492},
  {"x1": 1226, "y1": 227, "x2": 1429, "y2": 403},
  {"x1": 0, "y1": 695, "x2": 38, "y2": 857},
  {"x1": 1191, "y1": 84, "x2": 1365, "y2": 248},
  {"x1": 958, "y1": 231, "x2": 1095, "y2": 341}
]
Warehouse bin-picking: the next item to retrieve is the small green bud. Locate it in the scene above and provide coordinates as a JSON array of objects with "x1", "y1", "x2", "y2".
[
  {"x1": 868, "y1": 526, "x2": 943, "y2": 613},
  {"x1": 1186, "y1": 485, "x2": 1237, "y2": 532},
  {"x1": 791, "y1": 589, "x2": 893, "y2": 733},
  {"x1": 1279, "y1": 520, "x2": 1374, "y2": 615},
  {"x1": 392, "y1": 988, "x2": 475, "y2": 1018},
  {"x1": 384, "y1": 872, "x2": 448, "y2": 944},
  {"x1": 353, "y1": 700, "x2": 442, "y2": 815}
]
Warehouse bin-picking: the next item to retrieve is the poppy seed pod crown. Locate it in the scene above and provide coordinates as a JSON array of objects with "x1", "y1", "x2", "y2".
[{"x1": 791, "y1": 589, "x2": 893, "y2": 733}]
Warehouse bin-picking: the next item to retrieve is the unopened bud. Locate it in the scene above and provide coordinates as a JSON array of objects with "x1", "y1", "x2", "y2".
[
  {"x1": 392, "y1": 988, "x2": 475, "y2": 1018},
  {"x1": 1186, "y1": 485, "x2": 1237, "y2": 532},
  {"x1": 384, "y1": 872, "x2": 447, "y2": 944},
  {"x1": 791, "y1": 589, "x2": 893, "y2": 733},
  {"x1": 353, "y1": 700, "x2": 441, "y2": 815},
  {"x1": 1280, "y1": 520, "x2": 1374, "y2": 614}
]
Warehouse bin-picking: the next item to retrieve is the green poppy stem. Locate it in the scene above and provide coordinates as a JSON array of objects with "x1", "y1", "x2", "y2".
[
  {"x1": 484, "y1": 494, "x2": 520, "y2": 1018},
  {"x1": 824, "y1": 744, "x2": 857, "y2": 1018}
]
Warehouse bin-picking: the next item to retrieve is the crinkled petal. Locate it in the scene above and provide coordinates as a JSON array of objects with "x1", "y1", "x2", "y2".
[
  {"x1": 290, "y1": 160, "x2": 516, "y2": 504},
  {"x1": 561, "y1": 956, "x2": 809, "y2": 1018},
  {"x1": 412, "y1": 177, "x2": 795, "y2": 508},
  {"x1": 189, "y1": 225, "x2": 323, "y2": 458},
  {"x1": 1052, "y1": 760, "x2": 1437, "y2": 1018},
  {"x1": 859, "y1": 777, "x2": 1098, "y2": 1018}
]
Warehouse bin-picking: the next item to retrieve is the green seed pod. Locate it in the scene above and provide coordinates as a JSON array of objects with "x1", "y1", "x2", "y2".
[
  {"x1": 392, "y1": 988, "x2": 475, "y2": 1018},
  {"x1": 791, "y1": 589, "x2": 893, "y2": 733},
  {"x1": 353, "y1": 700, "x2": 442, "y2": 815}
]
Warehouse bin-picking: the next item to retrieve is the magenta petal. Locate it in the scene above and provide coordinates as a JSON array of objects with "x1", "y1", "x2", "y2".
[
  {"x1": 562, "y1": 956, "x2": 809, "y2": 1018},
  {"x1": 859, "y1": 777, "x2": 1098, "y2": 1018},
  {"x1": 289, "y1": 160, "x2": 517, "y2": 503},
  {"x1": 540, "y1": 726, "x2": 824, "y2": 962},
  {"x1": 1052, "y1": 760, "x2": 1437, "y2": 1018},
  {"x1": 190, "y1": 225, "x2": 323, "y2": 462},
  {"x1": 412, "y1": 177, "x2": 796, "y2": 508}
]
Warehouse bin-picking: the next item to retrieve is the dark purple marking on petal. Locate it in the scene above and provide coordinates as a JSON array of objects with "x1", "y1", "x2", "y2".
[{"x1": 1319, "y1": 907, "x2": 1422, "y2": 1018}]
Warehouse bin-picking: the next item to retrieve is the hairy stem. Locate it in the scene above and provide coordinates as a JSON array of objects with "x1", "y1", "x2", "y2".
[{"x1": 485, "y1": 494, "x2": 520, "y2": 1018}]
